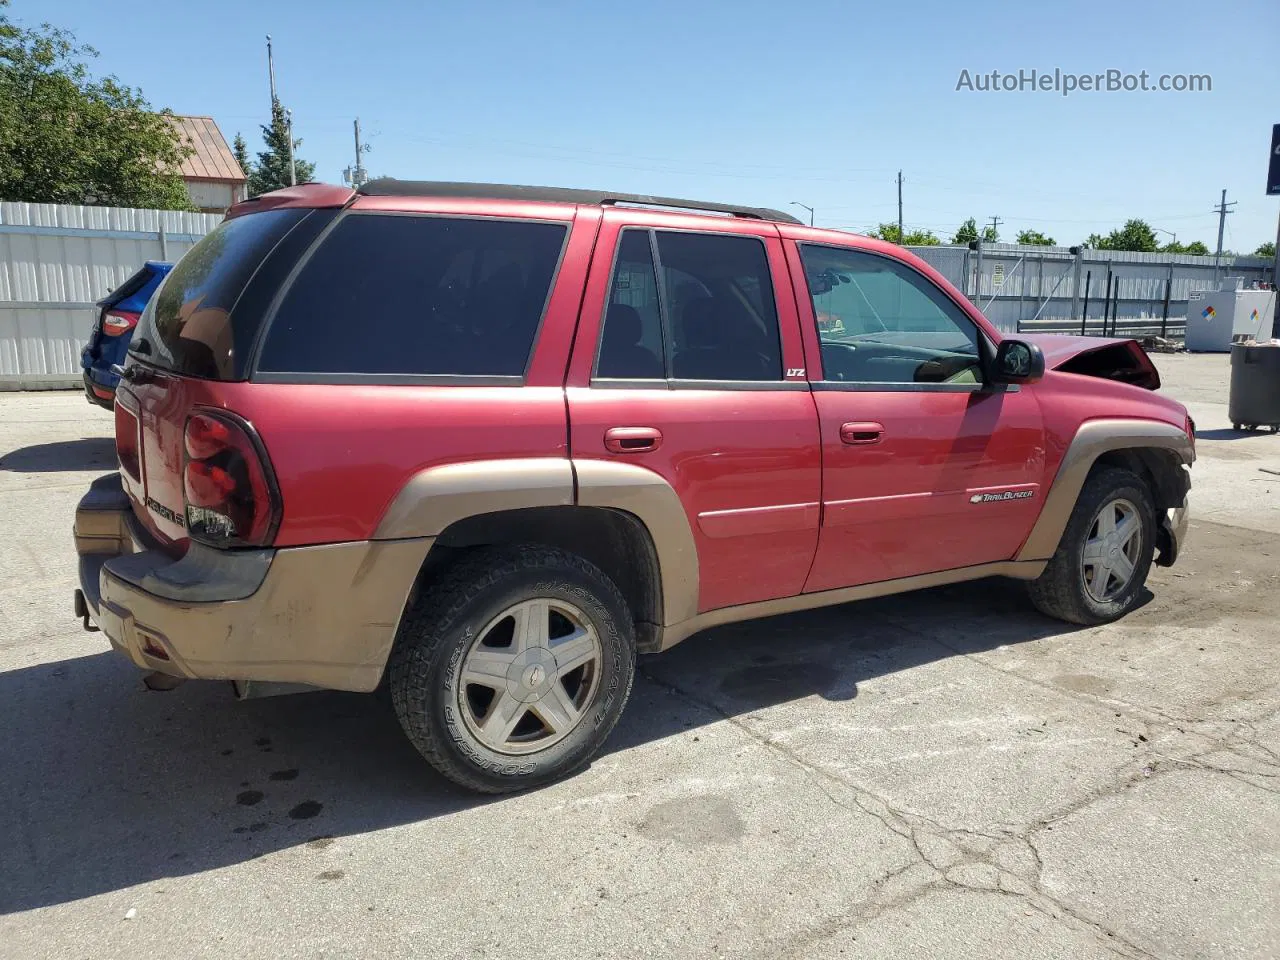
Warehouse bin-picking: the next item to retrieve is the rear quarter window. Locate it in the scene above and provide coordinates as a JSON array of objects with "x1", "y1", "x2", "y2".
[
  {"x1": 133, "y1": 209, "x2": 308, "y2": 379},
  {"x1": 255, "y1": 213, "x2": 569, "y2": 379}
]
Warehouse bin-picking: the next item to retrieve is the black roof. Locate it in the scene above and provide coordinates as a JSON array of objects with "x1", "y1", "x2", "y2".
[{"x1": 357, "y1": 179, "x2": 803, "y2": 225}]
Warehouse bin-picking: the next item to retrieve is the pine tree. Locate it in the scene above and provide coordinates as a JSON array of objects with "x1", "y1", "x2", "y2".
[
  {"x1": 247, "y1": 100, "x2": 315, "y2": 196},
  {"x1": 232, "y1": 132, "x2": 251, "y2": 179}
]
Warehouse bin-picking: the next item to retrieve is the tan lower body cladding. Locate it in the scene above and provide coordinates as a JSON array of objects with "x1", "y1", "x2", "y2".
[
  {"x1": 79, "y1": 415, "x2": 1192, "y2": 688},
  {"x1": 81, "y1": 517, "x2": 431, "y2": 693}
]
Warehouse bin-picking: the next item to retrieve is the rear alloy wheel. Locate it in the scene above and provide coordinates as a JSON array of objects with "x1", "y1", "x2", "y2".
[
  {"x1": 457, "y1": 598, "x2": 604, "y2": 755},
  {"x1": 1028, "y1": 466, "x2": 1156, "y2": 625},
  {"x1": 389, "y1": 545, "x2": 635, "y2": 793}
]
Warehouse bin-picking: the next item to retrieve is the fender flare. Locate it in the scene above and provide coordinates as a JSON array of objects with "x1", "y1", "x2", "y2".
[
  {"x1": 574, "y1": 459, "x2": 700, "y2": 625},
  {"x1": 1016, "y1": 418, "x2": 1193, "y2": 562},
  {"x1": 373, "y1": 458, "x2": 575, "y2": 540},
  {"x1": 372, "y1": 457, "x2": 700, "y2": 626}
]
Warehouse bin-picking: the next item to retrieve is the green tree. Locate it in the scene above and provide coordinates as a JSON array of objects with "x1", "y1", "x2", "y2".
[
  {"x1": 247, "y1": 100, "x2": 315, "y2": 196},
  {"x1": 868, "y1": 223, "x2": 940, "y2": 246},
  {"x1": 1015, "y1": 229, "x2": 1055, "y2": 245},
  {"x1": 1083, "y1": 219, "x2": 1159, "y2": 252},
  {"x1": 0, "y1": 1, "x2": 192, "y2": 208},
  {"x1": 951, "y1": 217, "x2": 998, "y2": 244},
  {"x1": 1255, "y1": 241, "x2": 1276, "y2": 259},
  {"x1": 232, "y1": 132, "x2": 251, "y2": 179},
  {"x1": 1162, "y1": 240, "x2": 1211, "y2": 256}
]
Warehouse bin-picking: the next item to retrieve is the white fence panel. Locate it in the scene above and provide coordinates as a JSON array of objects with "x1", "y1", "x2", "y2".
[
  {"x1": 906, "y1": 242, "x2": 1274, "y2": 333},
  {"x1": 0, "y1": 202, "x2": 221, "y2": 389}
]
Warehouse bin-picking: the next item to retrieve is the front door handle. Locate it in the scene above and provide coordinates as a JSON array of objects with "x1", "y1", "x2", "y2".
[
  {"x1": 840, "y1": 421, "x2": 884, "y2": 445},
  {"x1": 604, "y1": 426, "x2": 662, "y2": 454}
]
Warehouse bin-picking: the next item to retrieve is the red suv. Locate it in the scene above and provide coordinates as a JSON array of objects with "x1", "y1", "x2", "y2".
[{"x1": 73, "y1": 180, "x2": 1193, "y2": 793}]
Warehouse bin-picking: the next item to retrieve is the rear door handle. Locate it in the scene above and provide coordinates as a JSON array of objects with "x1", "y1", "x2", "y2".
[
  {"x1": 840, "y1": 421, "x2": 884, "y2": 445},
  {"x1": 604, "y1": 427, "x2": 662, "y2": 454}
]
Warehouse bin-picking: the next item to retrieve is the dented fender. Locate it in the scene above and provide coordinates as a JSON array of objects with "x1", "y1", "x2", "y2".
[{"x1": 1016, "y1": 418, "x2": 1193, "y2": 562}]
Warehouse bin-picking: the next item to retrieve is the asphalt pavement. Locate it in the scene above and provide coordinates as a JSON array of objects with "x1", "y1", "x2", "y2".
[{"x1": 0, "y1": 352, "x2": 1276, "y2": 960}]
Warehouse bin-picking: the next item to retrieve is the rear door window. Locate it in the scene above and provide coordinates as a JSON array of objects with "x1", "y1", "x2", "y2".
[
  {"x1": 596, "y1": 230, "x2": 666, "y2": 379},
  {"x1": 595, "y1": 229, "x2": 783, "y2": 382},
  {"x1": 256, "y1": 214, "x2": 569, "y2": 379},
  {"x1": 133, "y1": 209, "x2": 308, "y2": 379}
]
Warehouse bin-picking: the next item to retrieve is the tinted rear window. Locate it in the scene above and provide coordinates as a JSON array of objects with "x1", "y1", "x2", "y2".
[
  {"x1": 132, "y1": 210, "x2": 307, "y2": 379},
  {"x1": 256, "y1": 214, "x2": 569, "y2": 378}
]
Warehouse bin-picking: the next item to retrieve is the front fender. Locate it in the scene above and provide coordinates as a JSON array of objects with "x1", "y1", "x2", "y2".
[{"x1": 1016, "y1": 419, "x2": 1193, "y2": 562}]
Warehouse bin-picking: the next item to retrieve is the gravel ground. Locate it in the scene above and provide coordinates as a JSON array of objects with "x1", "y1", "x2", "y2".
[{"x1": 0, "y1": 352, "x2": 1276, "y2": 960}]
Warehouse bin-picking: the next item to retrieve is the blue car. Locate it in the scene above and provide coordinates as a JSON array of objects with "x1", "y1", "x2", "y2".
[{"x1": 81, "y1": 261, "x2": 173, "y2": 408}]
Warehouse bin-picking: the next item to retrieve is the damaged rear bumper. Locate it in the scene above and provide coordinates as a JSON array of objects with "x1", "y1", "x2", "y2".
[{"x1": 73, "y1": 473, "x2": 432, "y2": 692}]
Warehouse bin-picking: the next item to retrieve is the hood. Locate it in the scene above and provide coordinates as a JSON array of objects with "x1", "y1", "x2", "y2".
[{"x1": 1017, "y1": 334, "x2": 1161, "y2": 390}]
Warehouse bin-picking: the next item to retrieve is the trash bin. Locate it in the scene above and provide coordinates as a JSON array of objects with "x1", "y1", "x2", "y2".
[{"x1": 1229, "y1": 342, "x2": 1280, "y2": 432}]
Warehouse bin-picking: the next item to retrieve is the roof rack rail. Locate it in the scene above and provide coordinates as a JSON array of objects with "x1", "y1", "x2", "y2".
[{"x1": 356, "y1": 179, "x2": 803, "y2": 225}]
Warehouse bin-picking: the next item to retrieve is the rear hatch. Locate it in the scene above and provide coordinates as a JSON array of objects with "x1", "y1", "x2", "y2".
[
  {"x1": 83, "y1": 262, "x2": 171, "y2": 374},
  {"x1": 116, "y1": 204, "x2": 338, "y2": 550}
]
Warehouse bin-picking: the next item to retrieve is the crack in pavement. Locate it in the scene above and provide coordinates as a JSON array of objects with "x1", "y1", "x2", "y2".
[{"x1": 638, "y1": 666, "x2": 1171, "y2": 960}]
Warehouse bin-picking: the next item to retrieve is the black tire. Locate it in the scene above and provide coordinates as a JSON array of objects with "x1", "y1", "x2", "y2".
[
  {"x1": 1027, "y1": 466, "x2": 1156, "y2": 626},
  {"x1": 388, "y1": 545, "x2": 636, "y2": 793}
]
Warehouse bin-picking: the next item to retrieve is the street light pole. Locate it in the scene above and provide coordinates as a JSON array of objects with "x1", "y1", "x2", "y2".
[
  {"x1": 790, "y1": 202, "x2": 814, "y2": 227},
  {"x1": 1154, "y1": 228, "x2": 1177, "y2": 248}
]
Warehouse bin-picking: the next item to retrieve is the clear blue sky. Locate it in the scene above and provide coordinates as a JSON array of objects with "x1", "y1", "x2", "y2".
[{"x1": 33, "y1": 0, "x2": 1280, "y2": 251}]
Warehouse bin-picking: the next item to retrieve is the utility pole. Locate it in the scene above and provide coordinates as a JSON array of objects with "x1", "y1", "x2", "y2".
[
  {"x1": 345, "y1": 118, "x2": 369, "y2": 189},
  {"x1": 1213, "y1": 188, "x2": 1236, "y2": 284},
  {"x1": 268, "y1": 35, "x2": 296, "y2": 186},
  {"x1": 266, "y1": 35, "x2": 277, "y2": 108},
  {"x1": 897, "y1": 170, "x2": 904, "y2": 243},
  {"x1": 353, "y1": 118, "x2": 363, "y2": 185},
  {"x1": 988, "y1": 215, "x2": 1002, "y2": 241},
  {"x1": 286, "y1": 108, "x2": 297, "y2": 186}
]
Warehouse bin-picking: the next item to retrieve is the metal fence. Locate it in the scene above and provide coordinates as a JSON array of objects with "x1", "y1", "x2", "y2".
[
  {"x1": 3, "y1": 204, "x2": 1276, "y2": 390},
  {"x1": 907, "y1": 242, "x2": 1275, "y2": 336},
  {"x1": 0, "y1": 202, "x2": 222, "y2": 390}
]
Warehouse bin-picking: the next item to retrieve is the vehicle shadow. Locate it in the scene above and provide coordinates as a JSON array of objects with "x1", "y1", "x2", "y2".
[
  {"x1": 1195, "y1": 426, "x2": 1279, "y2": 440},
  {"x1": 0, "y1": 437, "x2": 117, "y2": 472},
  {"x1": 0, "y1": 577, "x2": 1080, "y2": 915}
]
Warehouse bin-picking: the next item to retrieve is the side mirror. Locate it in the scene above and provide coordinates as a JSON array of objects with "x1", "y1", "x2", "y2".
[{"x1": 992, "y1": 339, "x2": 1045, "y2": 384}]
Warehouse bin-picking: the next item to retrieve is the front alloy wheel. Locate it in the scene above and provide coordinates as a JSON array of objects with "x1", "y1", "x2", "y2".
[
  {"x1": 1027, "y1": 465, "x2": 1157, "y2": 625},
  {"x1": 1081, "y1": 497, "x2": 1143, "y2": 603}
]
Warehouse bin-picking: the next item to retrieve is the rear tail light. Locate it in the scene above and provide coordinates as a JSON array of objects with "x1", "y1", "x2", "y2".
[
  {"x1": 102, "y1": 310, "x2": 141, "y2": 337},
  {"x1": 115, "y1": 403, "x2": 141, "y2": 480},
  {"x1": 182, "y1": 410, "x2": 280, "y2": 548}
]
